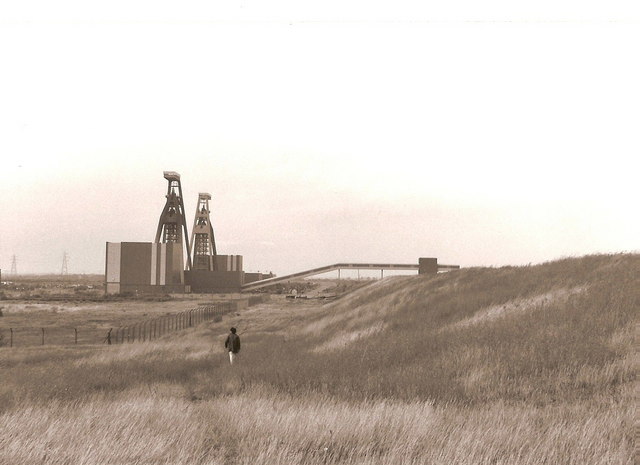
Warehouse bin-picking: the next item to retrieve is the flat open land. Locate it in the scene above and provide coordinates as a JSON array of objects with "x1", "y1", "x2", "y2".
[{"x1": 0, "y1": 255, "x2": 637, "y2": 464}]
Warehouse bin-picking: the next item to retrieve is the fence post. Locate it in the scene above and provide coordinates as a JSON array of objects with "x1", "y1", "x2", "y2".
[
  {"x1": 189, "y1": 310, "x2": 192, "y2": 327},
  {"x1": 41, "y1": 328, "x2": 45, "y2": 346},
  {"x1": 10, "y1": 328, "x2": 13, "y2": 348},
  {"x1": 74, "y1": 328, "x2": 78, "y2": 345}
]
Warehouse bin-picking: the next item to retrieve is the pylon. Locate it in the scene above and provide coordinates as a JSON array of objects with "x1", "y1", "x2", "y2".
[
  {"x1": 154, "y1": 171, "x2": 192, "y2": 270},
  {"x1": 61, "y1": 252, "x2": 69, "y2": 275},
  {"x1": 189, "y1": 193, "x2": 217, "y2": 270},
  {"x1": 10, "y1": 255, "x2": 17, "y2": 275}
]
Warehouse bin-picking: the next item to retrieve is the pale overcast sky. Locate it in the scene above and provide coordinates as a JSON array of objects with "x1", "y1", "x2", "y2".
[{"x1": 0, "y1": 1, "x2": 638, "y2": 275}]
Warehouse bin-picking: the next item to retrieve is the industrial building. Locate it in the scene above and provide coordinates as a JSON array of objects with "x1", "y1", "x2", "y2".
[
  {"x1": 105, "y1": 171, "x2": 458, "y2": 295},
  {"x1": 105, "y1": 171, "x2": 258, "y2": 294},
  {"x1": 105, "y1": 242, "x2": 185, "y2": 294}
]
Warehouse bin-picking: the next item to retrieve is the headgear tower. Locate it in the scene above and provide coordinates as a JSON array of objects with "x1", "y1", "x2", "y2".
[
  {"x1": 155, "y1": 171, "x2": 192, "y2": 270},
  {"x1": 189, "y1": 193, "x2": 218, "y2": 270}
]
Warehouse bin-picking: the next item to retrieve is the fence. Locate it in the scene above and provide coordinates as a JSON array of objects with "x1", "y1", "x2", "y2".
[
  {"x1": 111, "y1": 305, "x2": 226, "y2": 344},
  {"x1": 0, "y1": 303, "x2": 236, "y2": 348}
]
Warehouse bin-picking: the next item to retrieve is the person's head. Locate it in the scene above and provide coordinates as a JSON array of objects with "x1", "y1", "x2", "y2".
[{"x1": 230, "y1": 327, "x2": 237, "y2": 334}]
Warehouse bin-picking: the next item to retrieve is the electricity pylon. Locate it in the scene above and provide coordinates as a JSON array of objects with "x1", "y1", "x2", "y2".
[{"x1": 61, "y1": 252, "x2": 69, "y2": 275}]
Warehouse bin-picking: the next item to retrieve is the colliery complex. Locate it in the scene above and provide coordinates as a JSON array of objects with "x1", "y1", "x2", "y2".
[
  {"x1": 105, "y1": 171, "x2": 269, "y2": 294},
  {"x1": 105, "y1": 171, "x2": 458, "y2": 294}
]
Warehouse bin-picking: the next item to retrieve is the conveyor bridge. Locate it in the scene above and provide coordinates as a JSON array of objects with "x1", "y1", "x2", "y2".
[{"x1": 241, "y1": 258, "x2": 459, "y2": 291}]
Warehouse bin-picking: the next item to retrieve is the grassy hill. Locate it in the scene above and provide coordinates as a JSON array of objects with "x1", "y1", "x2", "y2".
[{"x1": 0, "y1": 254, "x2": 636, "y2": 464}]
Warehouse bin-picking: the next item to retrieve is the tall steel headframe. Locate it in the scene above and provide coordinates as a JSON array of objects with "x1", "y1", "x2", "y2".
[
  {"x1": 189, "y1": 192, "x2": 218, "y2": 270},
  {"x1": 155, "y1": 171, "x2": 193, "y2": 270}
]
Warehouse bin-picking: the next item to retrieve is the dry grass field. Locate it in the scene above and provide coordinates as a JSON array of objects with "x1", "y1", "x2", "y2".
[{"x1": 0, "y1": 254, "x2": 637, "y2": 464}]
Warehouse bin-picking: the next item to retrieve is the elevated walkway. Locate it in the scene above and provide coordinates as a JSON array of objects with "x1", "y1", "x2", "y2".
[{"x1": 241, "y1": 258, "x2": 459, "y2": 291}]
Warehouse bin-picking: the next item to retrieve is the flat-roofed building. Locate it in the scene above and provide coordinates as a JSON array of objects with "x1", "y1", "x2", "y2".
[{"x1": 105, "y1": 242, "x2": 187, "y2": 294}]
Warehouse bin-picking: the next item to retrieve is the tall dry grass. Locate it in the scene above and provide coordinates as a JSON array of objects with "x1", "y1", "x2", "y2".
[
  {"x1": 1, "y1": 386, "x2": 633, "y2": 465},
  {"x1": 0, "y1": 254, "x2": 637, "y2": 464}
]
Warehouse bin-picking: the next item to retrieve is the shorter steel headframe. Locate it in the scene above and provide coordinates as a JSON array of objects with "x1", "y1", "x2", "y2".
[{"x1": 189, "y1": 192, "x2": 218, "y2": 271}]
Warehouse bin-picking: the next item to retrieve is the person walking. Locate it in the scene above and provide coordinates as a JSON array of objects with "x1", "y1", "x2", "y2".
[{"x1": 225, "y1": 327, "x2": 241, "y2": 365}]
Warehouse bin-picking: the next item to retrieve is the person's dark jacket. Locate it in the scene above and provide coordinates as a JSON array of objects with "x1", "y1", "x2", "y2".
[{"x1": 225, "y1": 333, "x2": 241, "y2": 353}]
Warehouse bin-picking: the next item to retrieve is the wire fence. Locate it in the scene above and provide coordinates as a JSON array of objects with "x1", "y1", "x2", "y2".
[{"x1": 0, "y1": 303, "x2": 236, "y2": 348}]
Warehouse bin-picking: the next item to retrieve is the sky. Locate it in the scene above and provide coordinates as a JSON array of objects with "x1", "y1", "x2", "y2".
[{"x1": 0, "y1": 1, "x2": 638, "y2": 276}]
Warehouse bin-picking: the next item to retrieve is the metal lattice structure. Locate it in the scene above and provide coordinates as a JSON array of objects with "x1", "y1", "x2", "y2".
[
  {"x1": 189, "y1": 193, "x2": 218, "y2": 270},
  {"x1": 61, "y1": 252, "x2": 69, "y2": 275},
  {"x1": 155, "y1": 171, "x2": 192, "y2": 270}
]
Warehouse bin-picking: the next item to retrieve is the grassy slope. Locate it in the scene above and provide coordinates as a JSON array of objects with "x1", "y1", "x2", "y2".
[{"x1": 0, "y1": 254, "x2": 637, "y2": 464}]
